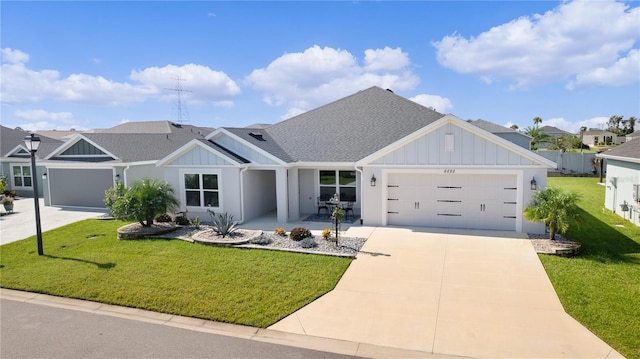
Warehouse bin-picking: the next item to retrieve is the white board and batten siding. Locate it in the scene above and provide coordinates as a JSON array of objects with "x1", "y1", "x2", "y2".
[
  {"x1": 168, "y1": 146, "x2": 235, "y2": 167},
  {"x1": 371, "y1": 123, "x2": 535, "y2": 167}
]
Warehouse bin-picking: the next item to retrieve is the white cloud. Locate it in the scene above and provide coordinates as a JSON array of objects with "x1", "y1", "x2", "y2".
[
  {"x1": 1, "y1": 49, "x2": 240, "y2": 107},
  {"x1": 364, "y1": 47, "x2": 410, "y2": 71},
  {"x1": 409, "y1": 94, "x2": 453, "y2": 113},
  {"x1": 433, "y1": 0, "x2": 640, "y2": 90},
  {"x1": 542, "y1": 116, "x2": 609, "y2": 133},
  {"x1": 12, "y1": 109, "x2": 87, "y2": 131},
  {"x1": 568, "y1": 49, "x2": 640, "y2": 89},
  {"x1": 246, "y1": 45, "x2": 419, "y2": 112},
  {"x1": 1, "y1": 48, "x2": 29, "y2": 64}
]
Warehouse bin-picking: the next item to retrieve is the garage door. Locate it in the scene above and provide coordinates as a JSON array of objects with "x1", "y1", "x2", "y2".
[
  {"x1": 49, "y1": 169, "x2": 113, "y2": 208},
  {"x1": 387, "y1": 173, "x2": 517, "y2": 231}
]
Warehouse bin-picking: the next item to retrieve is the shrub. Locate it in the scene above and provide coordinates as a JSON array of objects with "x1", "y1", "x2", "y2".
[
  {"x1": 289, "y1": 227, "x2": 312, "y2": 241},
  {"x1": 154, "y1": 213, "x2": 173, "y2": 223},
  {"x1": 524, "y1": 187, "x2": 581, "y2": 240},
  {"x1": 175, "y1": 212, "x2": 190, "y2": 225},
  {"x1": 321, "y1": 228, "x2": 332, "y2": 240},
  {"x1": 208, "y1": 210, "x2": 238, "y2": 238},
  {"x1": 104, "y1": 178, "x2": 179, "y2": 227},
  {"x1": 274, "y1": 227, "x2": 287, "y2": 236},
  {"x1": 250, "y1": 234, "x2": 272, "y2": 245},
  {"x1": 191, "y1": 216, "x2": 201, "y2": 229},
  {"x1": 299, "y1": 237, "x2": 317, "y2": 248}
]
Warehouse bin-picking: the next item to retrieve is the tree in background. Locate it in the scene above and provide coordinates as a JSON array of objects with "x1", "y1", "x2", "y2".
[
  {"x1": 104, "y1": 177, "x2": 179, "y2": 227},
  {"x1": 510, "y1": 124, "x2": 519, "y2": 131},
  {"x1": 607, "y1": 115, "x2": 637, "y2": 135},
  {"x1": 533, "y1": 116, "x2": 543, "y2": 128},
  {"x1": 524, "y1": 187, "x2": 581, "y2": 240},
  {"x1": 524, "y1": 126, "x2": 552, "y2": 150}
]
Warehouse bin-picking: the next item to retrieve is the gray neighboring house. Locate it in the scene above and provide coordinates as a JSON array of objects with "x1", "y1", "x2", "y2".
[
  {"x1": 40, "y1": 121, "x2": 213, "y2": 208},
  {"x1": 159, "y1": 87, "x2": 555, "y2": 234},
  {"x1": 538, "y1": 125, "x2": 572, "y2": 148},
  {"x1": 469, "y1": 120, "x2": 532, "y2": 149},
  {"x1": 597, "y1": 139, "x2": 640, "y2": 226},
  {"x1": 0, "y1": 125, "x2": 62, "y2": 197}
]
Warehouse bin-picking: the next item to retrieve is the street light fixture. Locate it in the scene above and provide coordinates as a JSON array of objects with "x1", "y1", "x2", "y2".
[{"x1": 24, "y1": 133, "x2": 44, "y2": 256}]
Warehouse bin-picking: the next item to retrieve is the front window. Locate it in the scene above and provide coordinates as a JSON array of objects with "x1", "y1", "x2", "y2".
[
  {"x1": 184, "y1": 173, "x2": 219, "y2": 207},
  {"x1": 12, "y1": 165, "x2": 32, "y2": 188},
  {"x1": 319, "y1": 170, "x2": 356, "y2": 202}
]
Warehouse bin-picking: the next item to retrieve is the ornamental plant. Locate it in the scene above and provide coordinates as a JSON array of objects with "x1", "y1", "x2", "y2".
[
  {"x1": 104, "y1": 178, "x2": 179, "y2": 227},
  {"x1": 524, "y1": 187, "x2": 581, "y2": 240}
]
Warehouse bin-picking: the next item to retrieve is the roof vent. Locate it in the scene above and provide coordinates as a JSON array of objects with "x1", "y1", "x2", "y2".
[
  {"x1": 386, "y1": 88, "x2": 394, "y2": 93},
  {"x1": 171, "y1": 122, "x2": 182, "y2": 128},
  {"x1": 249, "y1": 132, "x2": 265, "y2": 141}
]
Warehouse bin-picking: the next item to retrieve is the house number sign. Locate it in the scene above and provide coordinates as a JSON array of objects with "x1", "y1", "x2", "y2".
[{"x1": 444, "y1": 169, "x2": 456, "y2": 174}]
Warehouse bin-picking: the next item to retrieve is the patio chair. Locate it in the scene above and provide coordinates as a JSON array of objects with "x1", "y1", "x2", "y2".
[
  {"x1": 343, "y1": 202, "x2": 354, "y2": 220},
  {"x1": 317, "y1": 197, "x2": 329, "y2": 215}
]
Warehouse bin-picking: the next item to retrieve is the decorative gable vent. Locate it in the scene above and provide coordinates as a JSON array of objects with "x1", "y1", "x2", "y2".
[
  {"x1": 249, "y1": 132, "x2": 266, "y2": 141},
  {"x1": 444, "y1": 134, "x2": 454, "y2": 152}
]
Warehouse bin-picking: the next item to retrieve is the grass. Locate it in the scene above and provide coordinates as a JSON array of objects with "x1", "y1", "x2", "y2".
[
  {"x1": 0, "y1": 219, "x2": 352, "y2": 328},
  {"x1": 543, "y1": 177, "x2": 640, "y2": 359}
]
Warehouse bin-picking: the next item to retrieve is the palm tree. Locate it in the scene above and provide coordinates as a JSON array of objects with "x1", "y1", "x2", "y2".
[
  {"x1": 510, "y1": 124, "x2": 519, "y2": 131},
  {"x1": 533, "y1": 116, "x2": 543, "y2": 128},
  {"x1": 524, "y1": 126, "x2": 552, "y2": 150},
  {"x1": 579, "y1": 126, "x2": 587, "y2": 152},
  {"x1": 524, "y1": 187, "x2": 581, "y2": 240}
]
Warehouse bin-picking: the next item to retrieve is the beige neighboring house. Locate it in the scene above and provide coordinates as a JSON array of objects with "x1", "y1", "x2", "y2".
[{"x1": 582, "y1": 130, "x2": 625, "y2": 146}]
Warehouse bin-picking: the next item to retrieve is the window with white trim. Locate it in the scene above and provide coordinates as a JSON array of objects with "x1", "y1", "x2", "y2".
[
  {"x1": 184, "y1": 173, "x2": 219, "y2": 208},
  {"x1": 12, "y1": 165, "x2": 32, "y2": 188},
  {"x1": 319, "y1": 170, "x2": 356, "y2": 202}
]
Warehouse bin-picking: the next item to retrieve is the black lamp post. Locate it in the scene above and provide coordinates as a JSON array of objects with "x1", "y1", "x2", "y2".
[{"x1": 24, "y1": 134, "x2": 43, "y2": 256}]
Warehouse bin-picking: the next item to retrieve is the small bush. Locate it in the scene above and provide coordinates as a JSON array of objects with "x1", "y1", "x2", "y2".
[
  {"x1": 175, "y1": 214, "x2": 190, "y2": 226},
  {"x1": 321, "y1": 228, "x2": 332, "y2": 240},
  {"x1": 209, "y1": 211, "x2": 239, "y2": 238},
  {"x1": 299, "y1": 237, "x2": 317, "y2": 248},
  {"x1": 191, "y1": 216, "x2": 201, "y2": 229},
  {"x1": 274, "y1": 227, "x2": 287, "y2": 236},
  {"x1": 154, "y1": 213, "x2": 173, "y2": 223},
  {"x1": 250, "y1": 234, "x2": 272, "y2": 245},
  {"x1": 289, "y1": 227, "x2": 312, "y2": 241}
]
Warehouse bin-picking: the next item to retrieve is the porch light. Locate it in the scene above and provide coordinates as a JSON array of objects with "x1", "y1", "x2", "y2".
[
  {"x1": 370, "y1": 175, "x2": 377, "y2": 187},
  {"x1": 42, "y1": 173, "x2": 47, "y2": 180},
  {"x1": 530, "y1": 177, "x2": 537, "y2": 191},
  {"x1": 115, "y1": 174, "x2": 120, "y2": 181}
]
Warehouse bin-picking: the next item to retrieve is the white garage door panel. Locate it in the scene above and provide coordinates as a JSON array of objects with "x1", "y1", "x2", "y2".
[{"x1": 387, "y1": 173, "x2": 517, "y2": 231}]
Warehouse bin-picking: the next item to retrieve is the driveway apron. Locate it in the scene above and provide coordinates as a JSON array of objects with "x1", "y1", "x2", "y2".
[{"x1": 269, "y1": 227, "x2": 620, "y2": 358}]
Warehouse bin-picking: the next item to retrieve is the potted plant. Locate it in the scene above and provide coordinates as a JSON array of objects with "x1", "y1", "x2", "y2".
[{"x1": 2, "y1": 195, "x2": 14, "y2": 213}]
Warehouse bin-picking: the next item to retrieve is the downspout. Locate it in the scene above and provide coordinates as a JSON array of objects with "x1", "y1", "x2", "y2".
[
  {"x1": 355, "y1": 165, "x2": 363, "y2": 224},
  {"x1": 236, "y1": 165, "x2": 249, "y2": 224}
]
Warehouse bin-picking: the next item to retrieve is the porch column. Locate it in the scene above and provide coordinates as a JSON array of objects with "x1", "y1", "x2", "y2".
[
  {"x1": 287, "y1": 168, "x2": 300, "y2": 221},
  {"x1": 275, "y1": 168, "x2": 288, "y2": 223}
]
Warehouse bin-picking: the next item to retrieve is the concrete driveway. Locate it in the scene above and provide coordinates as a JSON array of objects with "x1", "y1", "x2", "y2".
[
  {"x1": 270, "y1": 227, "x2": 622, "y2": 358},
  {"x1": 0, "y1": 198, "x2": 105, "y2": 245}
]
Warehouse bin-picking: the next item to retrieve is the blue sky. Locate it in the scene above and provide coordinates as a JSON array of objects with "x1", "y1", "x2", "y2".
[{"x1": 1, "y1": 1, "x2": 639, "y2": 134}]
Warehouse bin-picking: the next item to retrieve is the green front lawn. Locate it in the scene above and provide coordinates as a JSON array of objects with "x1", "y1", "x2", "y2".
[
  {"x1": 0, "y1": 220, "x2": 352, "y2": 328},
  {"x1": 544, "y1": 177, "x2": 640, "y2": 359}
]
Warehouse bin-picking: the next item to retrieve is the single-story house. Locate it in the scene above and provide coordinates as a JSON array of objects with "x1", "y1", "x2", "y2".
[
  {"x1": 597, "y1": 139, "x2": 640, "y2": 226},
  {"x1": 468, "y1": 119, "x2": 532, "y2": 149},
  {"x1": 39, "y1": 121, "x2": 212, "y2": 208},
  {"x1": 158, "y1": 87, "x2": 555, "y2": 233},
  {"x1": 8, "y1": 87, "x2": 557, "y2": 234},
  {"x1": 537, "y1": 125, "x2": 573, "y2": 149},
  {"x1": 626, "y1": 130, "x2": 640, "y2": 142},
  {"x1": 583, "y1": 130, "x2": 625, "y2": 146},
  {"x1": 0, "y1": 125, "x2": 62, "y2": 197}
]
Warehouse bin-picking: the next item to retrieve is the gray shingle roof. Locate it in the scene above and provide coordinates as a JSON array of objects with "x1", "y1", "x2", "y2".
[
  {"x1": 262, "y1": 86, "x2": 444, "y2": 162},
  {"x1": 223, "y1": 128, "x2": 293, "y2": 163},
  {"x1": 470, "y1": 119, "x2": 517, "y2": 133},
  {"x1": 598, "y1": 139, "x2": 640, "y2": 160},
  {"x1": 1, "y1": 125, "x2": 63, "y2": 158},
  {"x1": 198, "y1": 139, "x2": 250, "y2": 164},
  {"x1": 540, "y1": 126, "x2": 571, "y2": 135}
]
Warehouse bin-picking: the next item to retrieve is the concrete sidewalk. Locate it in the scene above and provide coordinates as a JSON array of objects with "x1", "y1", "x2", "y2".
[
  {"x1": 270, "y1": 227, "x2": 624, "y2": 359},
  {"x1": 0, "y1": 198, "x2": 105, "y2": 245}
]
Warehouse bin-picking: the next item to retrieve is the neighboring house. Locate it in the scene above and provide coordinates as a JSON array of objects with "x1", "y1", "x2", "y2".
[
  {"x1": 583, "y1": 130, "x2": 625, "y2": 146},
  {"x1": 158, "y1": 87, "x2": 555, "y2": 234},
  {"x1": 0, "y1": 125, "x2": 62, "y2": 197},
  {"x1": 597, "y1": 139, "x2": 640, "y2": 226},
  {"x1": 468, "y1": 119, "x2": 532, "y2": 149},
  {"x1": 39, "y1": 121, "x2": 211, "y2": 208},
  {"x1": 537, "y1": 125, "x2": 572, "y2": 149},
  {"x1": 626, "y1": 130, "x2": 640, "y2": 142}
]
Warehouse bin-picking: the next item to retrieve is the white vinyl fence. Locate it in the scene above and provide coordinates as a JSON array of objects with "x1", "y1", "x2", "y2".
[{"x1": 535, "y1": 150, "x2": 601, "y2": 175}]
